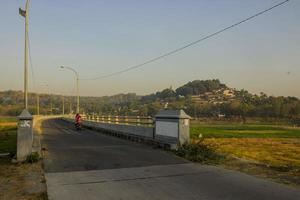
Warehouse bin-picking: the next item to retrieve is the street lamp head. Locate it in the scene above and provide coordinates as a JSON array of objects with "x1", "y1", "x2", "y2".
[{"x1": 60, "y1": 66, "x2": 64, "y2": 69}]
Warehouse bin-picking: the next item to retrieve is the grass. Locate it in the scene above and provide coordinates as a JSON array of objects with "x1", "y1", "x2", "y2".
[
  {"x1": 26, "y1": 152, "x2": 40, "y2": 163},
  {"x1": 0, "y1": 119, "x2": 47, "y2": 200},
  {"x1": 189, "y1": 121, "x2": 300, "y2": 186},
  {"x1": 202, "y1": 138, "x2": 300, "y2": 170},
  {"x1": 191, "y1": 124, "x2": 300, "y2": 138},
  {"x1": 0, "y1": 122, "x2": 17, "y2": 155},
  {"x1": 0, "y1": 116, "x2": 17, "y2": 123}
]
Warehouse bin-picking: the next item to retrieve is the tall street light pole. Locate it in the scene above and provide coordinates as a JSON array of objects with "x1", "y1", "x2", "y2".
[
  {"x1": 19, "y1": 0, "x2": 30, "y2": 110},
  {"x1": 60, "y1": 66, "x2": 80, "y2": 114}
]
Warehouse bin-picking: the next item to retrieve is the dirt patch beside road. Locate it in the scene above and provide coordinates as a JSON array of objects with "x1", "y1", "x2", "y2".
[
  {"x1": 0, "y1": 120, "x2": 47, "y2": 200},
  {"x1": 0, "y1": 159, "x2": 47, "y2": 200}
]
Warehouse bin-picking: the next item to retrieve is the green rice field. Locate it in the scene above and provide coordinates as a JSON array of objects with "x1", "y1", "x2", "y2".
[{"x1": 190, "y1": 124, "x2": 300, "y2": 138}]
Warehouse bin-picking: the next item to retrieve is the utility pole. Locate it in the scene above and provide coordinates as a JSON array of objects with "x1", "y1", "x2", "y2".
[
  {"x1": 69, "y1": 101, "x2": 72, "y2": 114},
  {"x1": 17, "y1": 0, "x2": 33, "y2": 162},
  {"x1": 19, "y1": 0, "x2": 30, "y2": 110},
  {"x1": 62, "y1": 96, "x2": 65, "y2": 115},
  {"x1": 76, "y1": 76, "x2": 79, "y2": 114},
  {"x1": 36, "y1": 94, "x2": 39, "y2": 115},
  {"x1": 50, "y1": 96, "x2": 53, "y2": 115}
]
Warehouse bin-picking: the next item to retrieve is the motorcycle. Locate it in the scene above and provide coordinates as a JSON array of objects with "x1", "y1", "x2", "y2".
[{"x1": 75, "y1": 122, "x2": 82, "y2": 130}]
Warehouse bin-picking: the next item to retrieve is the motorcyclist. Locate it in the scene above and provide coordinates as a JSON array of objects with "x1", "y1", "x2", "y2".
[{"x1": 75, "y1": 113, "x2": 82, "y2": 129}]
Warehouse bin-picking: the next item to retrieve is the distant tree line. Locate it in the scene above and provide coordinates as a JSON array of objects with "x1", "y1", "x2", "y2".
[
  {"x1": 0, "y1": 80, "x2": 299, "y2": 123},
  {"x1": 187, "y1": 91, "x2": 300, "y2": 122}
]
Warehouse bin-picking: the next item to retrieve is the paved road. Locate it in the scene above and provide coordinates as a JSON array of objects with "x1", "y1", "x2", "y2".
[{"x1": 42, "y1": 118, "x2": 300, "y2": 200}]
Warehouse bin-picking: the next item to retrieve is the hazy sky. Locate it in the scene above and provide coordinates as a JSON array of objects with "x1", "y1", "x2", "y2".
[{"x1": 0, "y1": 0, "x2": 299, "y2": 97}]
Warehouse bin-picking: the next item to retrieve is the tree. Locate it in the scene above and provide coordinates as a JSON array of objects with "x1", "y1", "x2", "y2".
[
  {"x1": 176, "y1": 79, "x2": 226, "y2": 96},
  {"x1": 159, "y1": 88, "x2": 176, "y2": 99},
  {"x1": 175, "y1": 86, "x2": 193, "y2": 96}
]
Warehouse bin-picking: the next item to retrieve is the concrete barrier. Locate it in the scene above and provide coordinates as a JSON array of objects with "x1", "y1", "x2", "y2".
[
  {"x1": 14, "y1": 114, "x2": 61, "y2": 162},
  {"x1": 64, "y1": 118, "x2": 154, "y2": 140},
  {"x1": 17, "y1": 110, "x2": 33, "y2": 162},
  {"x1": 86, "y1": 121, "x2": 154, "y2": 139},
  {"x1": 63, "y1": 110, "x2": 191, "y2": 150}
]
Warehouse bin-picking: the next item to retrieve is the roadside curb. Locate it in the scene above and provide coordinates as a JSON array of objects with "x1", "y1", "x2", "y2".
[{"x1": 32, "y1": 115, "x2": 62, "y2": 157}]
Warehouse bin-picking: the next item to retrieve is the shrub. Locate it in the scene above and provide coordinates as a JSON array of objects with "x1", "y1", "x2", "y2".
[
  {"x1": 26, "y1": 152, "x2": 40, "y2": 163},
  {"x1": 175, "y1": 139, "x2": 224, "y2": 164}
]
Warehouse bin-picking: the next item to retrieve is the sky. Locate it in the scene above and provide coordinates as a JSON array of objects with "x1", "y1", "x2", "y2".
[{"x1": 0, "y1": 0, "x2": 299, "y2": 97}]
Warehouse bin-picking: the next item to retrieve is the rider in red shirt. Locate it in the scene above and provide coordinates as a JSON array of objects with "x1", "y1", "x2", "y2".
[{"x1": 75, "y1": 113, "x2": 82, "y2": 127}]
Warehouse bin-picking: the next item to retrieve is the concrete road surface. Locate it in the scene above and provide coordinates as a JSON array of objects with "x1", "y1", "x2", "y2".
[{"x1": 42, "y1": 119, "x2": 300, "y2": 200}]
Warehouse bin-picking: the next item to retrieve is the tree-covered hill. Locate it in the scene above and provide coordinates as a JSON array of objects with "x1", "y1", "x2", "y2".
[{"x1": 175, "y1": 79, "x2": 226, "y2": 96}]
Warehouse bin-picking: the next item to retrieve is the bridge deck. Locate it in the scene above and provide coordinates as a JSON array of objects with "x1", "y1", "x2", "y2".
[{"x1": 42, "y1": 119, "x2": 300, "y2": 200}]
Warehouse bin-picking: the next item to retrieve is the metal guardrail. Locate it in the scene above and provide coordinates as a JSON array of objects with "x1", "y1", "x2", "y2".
[{"x1": 81, "y1": 114, "x2": 154, "y2": 127}]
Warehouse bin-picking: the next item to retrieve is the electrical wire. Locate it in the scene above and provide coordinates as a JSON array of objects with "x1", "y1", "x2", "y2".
[{"x1": 81, "y1": 0, "x2": 290, "y2": 81}]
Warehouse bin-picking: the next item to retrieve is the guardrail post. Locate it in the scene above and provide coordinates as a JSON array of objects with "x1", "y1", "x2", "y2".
[
  {"x1": 116, "y1": 116, "x2": 119, "y2": 124},
  {"x1": 154, "y1": 109, "x2": 191, "y2": 149},
  {"x1": 108, "y1": 115, "x2": 111, "y2": 124},
  {"x1": 125, "y1": 116, "x2": 128, "y2": 125},
  {"x1": 137, "y1": 116, "x2": 140, "y2": 126},
  {"x1": 148, "y1": 116, "x2": 152, "y2": 127}
]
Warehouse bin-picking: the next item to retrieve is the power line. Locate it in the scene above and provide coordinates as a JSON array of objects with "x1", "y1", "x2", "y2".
[{"x1": 81, "y1": 0, "x2": 290, "y2": 81}]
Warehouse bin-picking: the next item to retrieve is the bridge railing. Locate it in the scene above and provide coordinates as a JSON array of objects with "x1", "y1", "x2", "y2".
[
  {"x1": 81, "y1": 114, "x2": 154, "y2": 127},
  {"x1": 63, "y1": 109, "x2": 191, "y2": 149}
]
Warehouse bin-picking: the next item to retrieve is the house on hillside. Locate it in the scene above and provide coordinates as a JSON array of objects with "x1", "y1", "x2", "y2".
[{"x1": 223, "y1": 89, "x2": 235, "y2": 97}]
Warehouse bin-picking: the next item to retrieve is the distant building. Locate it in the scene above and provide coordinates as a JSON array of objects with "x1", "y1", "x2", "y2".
[
  {"x1": 190, "y1": 88, "x2": 236, "y2": 105},
  {"x1": 223, "y1": 89, "x2": 235, "y2": 97},
  {"x1": 164, "y1": 102, "x2": 169, "y2": 109},
  {"x1": 218, "y1": 114, "x2": 226, "y2": 118}
]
